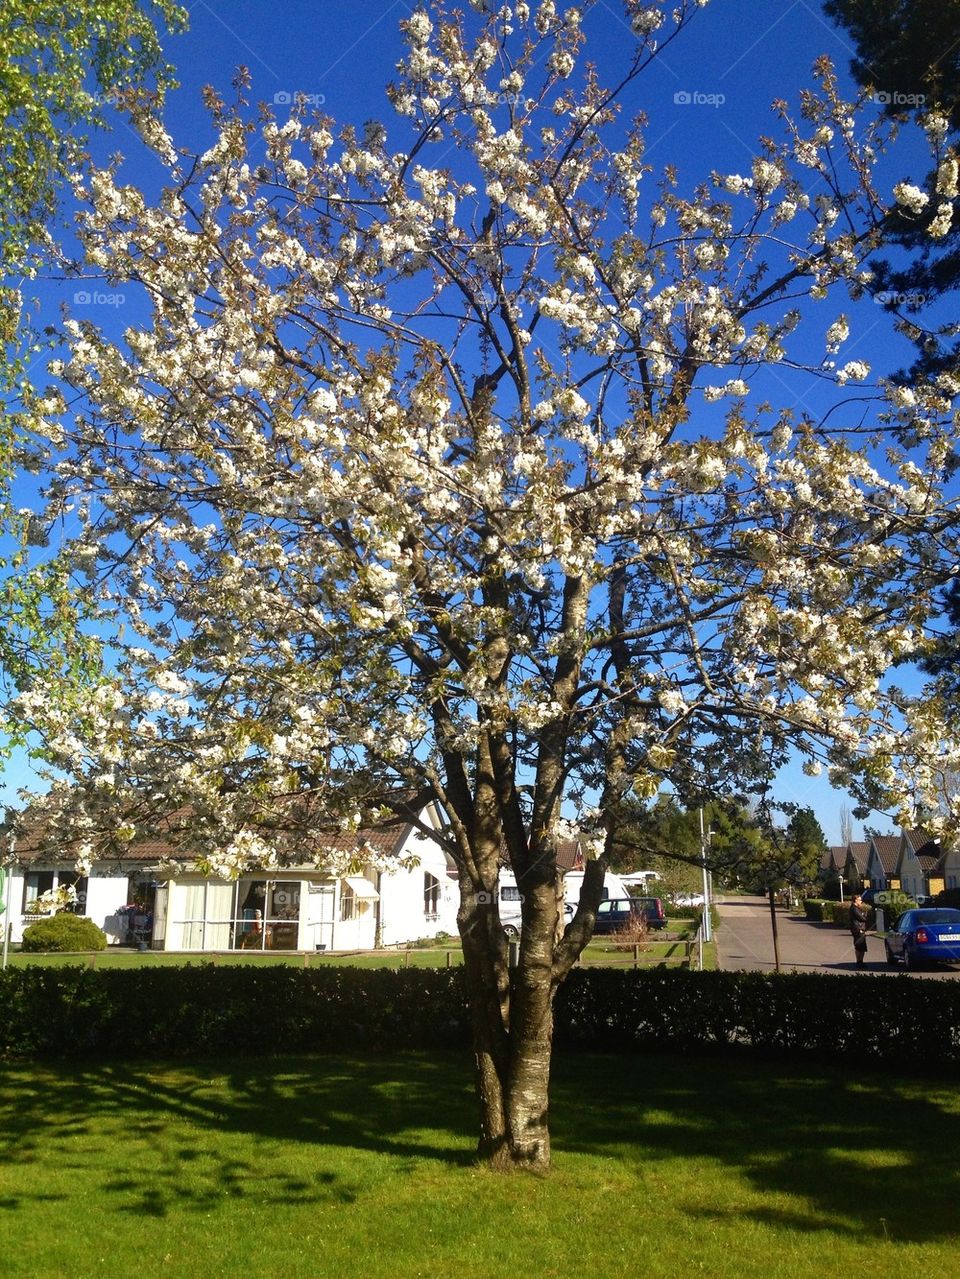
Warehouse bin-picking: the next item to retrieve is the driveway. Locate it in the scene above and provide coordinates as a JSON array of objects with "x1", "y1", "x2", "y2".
[{"x1": 714, "y1": 894, "x2": 960, "y2": 979}]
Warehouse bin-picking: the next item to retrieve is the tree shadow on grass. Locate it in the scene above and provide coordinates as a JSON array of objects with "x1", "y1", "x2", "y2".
[
  {"x1": 549, "y1": 1050, "x2": 960, "y2": 1244},
  {"x1": 1, "y1": 1048, "x2": 957, "y2": 1241},
  {"x1": 0, "y1": 1052, "x2": 478, "y2": 1219}
]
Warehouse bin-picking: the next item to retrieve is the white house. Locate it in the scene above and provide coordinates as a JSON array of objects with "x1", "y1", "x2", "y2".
[{"x1": 2, "y1": 803, "x2": 458, "y2": 952}]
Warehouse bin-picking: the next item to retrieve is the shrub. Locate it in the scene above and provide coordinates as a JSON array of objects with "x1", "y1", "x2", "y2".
[
  {"x1": 873, "y1": 891, "x2": 917, "y2": 927},
  {"x1": 803, "y1": 899, "x2": 831, "y2": 921},
  {"x1": 609, "y1": 915, "x2": 649, "y2": 951},
  {"x1": 666, "y1": 902, "x2": 699, "y2": 919},
  {"x1": 20, "y1": 915, "x2": 107, "y2": 953},
  {"x1": 3, "y1": 965, "x2": 960, "y2": 1070},
  {"x1": 830, "y1": 901, "x2": 851, "y2": 929},
  {"x1": 0, "y1": 965, "x2": 468, "y2": 1057}
]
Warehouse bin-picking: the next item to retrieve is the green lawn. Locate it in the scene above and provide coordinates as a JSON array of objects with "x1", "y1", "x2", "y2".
[
  {"x1": 0, "y1": 1049, "x2": 954, "y2": 1278},
  {"x1": 4, "y1": 919, "x2": 711, "y2": 970}
]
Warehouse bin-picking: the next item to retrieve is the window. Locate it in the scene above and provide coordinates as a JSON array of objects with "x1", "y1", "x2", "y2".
[
  {"x1": 501, "y1": 885, "x2": 522, "y2": 903},
  {"x1": 424, "y1": 872, "x2": 441, "y2": 919},
  {"x1": 60, "y1": 873, "x2": 89, "y2": 914},
  {"x1": 340, "y1": 882, "x2": 357, "y2": 921},
  {"x1": 22, "y1": 872, "x2": 54, "y2": 913},
  {"x1": 22, "y1": 871, "x2": 89, "y2": 914}
]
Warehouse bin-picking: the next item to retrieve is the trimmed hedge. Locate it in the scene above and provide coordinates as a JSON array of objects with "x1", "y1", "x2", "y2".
[
  {"x1": 0, "y1": 966, "x2": 470, "y2": 1059},
  {"x1": 803, "y1": 899, "x2": 879, "y2": 929},
  {"x1": 3, "y1": 965, "x2": 960, "y2": 1069},
  {"x1": 557, "y1": 969, "x2": 960, "y2": 1066},
  {"x1": 830, "y1": 901, "x2": 852, "y2": 929},
  {"x1": 804, "y1": 899, "x2": 832, "y2": 921}
]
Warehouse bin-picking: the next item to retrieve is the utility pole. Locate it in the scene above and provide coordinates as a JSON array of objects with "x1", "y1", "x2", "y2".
[
  {"x1": 699, "y1": 809, "x2": 712, "y2": 943},
  {"x1": 767, "y1": 885, "x2": 781, "y2": 972},
  {"x1": 0, "y1": 812, "x2": 11, "y2": 971}
]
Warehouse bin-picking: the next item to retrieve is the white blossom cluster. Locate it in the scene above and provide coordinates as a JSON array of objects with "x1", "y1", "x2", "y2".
[{"x1": 19, "y1": 0, "x2": 960, "y2": 868}]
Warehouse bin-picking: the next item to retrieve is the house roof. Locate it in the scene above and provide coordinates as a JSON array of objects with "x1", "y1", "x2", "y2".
[
  {"x1": 845, "y1": 840, "x2": 870, "y2": 872},
  {"x1": 3, "y1": 806, "x2": 175, "y2": 867},
  {"x1": 556, "y1": 839, "x2": 583, "y2": 872},
  {"x1": 903, "y1": 827, "x2": 929, "y2": 851},
  {"x1": 823, "y1": 845, "x2": 844, "y2": 872},
  {"x1": 3, "y1": 798, "x2": 415, "y2": 871},
  {"x1": 902, "y1": 827, "x2": 943, "y2": 861},
  {"x1": 867, "y1": 836, "x2": 899, "y2": 872}
]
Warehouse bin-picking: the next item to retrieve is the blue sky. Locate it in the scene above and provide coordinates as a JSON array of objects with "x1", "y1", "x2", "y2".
[{"x1": 5, "y1": 0, "x2": 941, "y2": 845}]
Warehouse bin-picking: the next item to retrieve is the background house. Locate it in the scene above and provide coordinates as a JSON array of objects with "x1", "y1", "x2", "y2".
[
  {"x1": 941, "y1": 844, "x2": 960, "y2": 892},
  {"x1": 841, "y1": 840, "x2": 870, "y2": 894},
  {"x1": 893, "y1": 829, "x2": 945, "y2": 901},
  {"x1": 863, "y1": 835, "x2": 900, "y2": 892},
  {"x1": 2, "y1": 802, "x2": 458, "y2": 951},
  {"x1": 819, "y1": 845, "x2": 846, "y2": 888}
]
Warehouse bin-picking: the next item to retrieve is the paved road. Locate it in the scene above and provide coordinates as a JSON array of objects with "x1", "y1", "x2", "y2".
[{"x1": 714, "y1": 894, "x2": 960, "y2": 979}]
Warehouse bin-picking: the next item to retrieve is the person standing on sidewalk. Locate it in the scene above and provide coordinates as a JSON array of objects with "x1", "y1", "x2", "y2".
[{"x1": 850, "y1": 894, "x2": 869, "y2": 968}]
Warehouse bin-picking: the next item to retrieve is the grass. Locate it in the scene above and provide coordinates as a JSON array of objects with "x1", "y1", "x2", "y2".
[
  {"x1": 0, "y1": 1048, "x2": 955, "y2": 1279},
  {"x1": 5, "y1": 918, "x2": 713, "y2": 970}
]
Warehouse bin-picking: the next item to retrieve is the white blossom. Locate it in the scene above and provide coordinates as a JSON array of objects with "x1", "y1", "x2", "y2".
[{"x1": 893, "y1": 182, "x2": 930, "y2": 215}]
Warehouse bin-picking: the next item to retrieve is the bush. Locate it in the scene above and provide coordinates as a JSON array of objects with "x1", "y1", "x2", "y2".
[
  {"x1": 805, "y1": 899, "x2": 866, "y2": 927},
  {"x1": 609, "y1": 916, "x2": 649, "y2": 951},
  {"x1": 830, "y1": 901, "x2": 851, "y2": 929},
  {"x1": 666, "y1": 902, "x2": 699, "y2": 919},
  {"x1": 0, "y1": 966, "x2": 469, "y2": 1058},
  {"x1": 873, "y1": 891, "x2": 917, "y2": 927},
  {"x1": 553, "y1": 969, "x2": 960, "y2": 1068},
  {"x1": 20, "y1": 915, "x2": 108, "y2": 953},
  {"x1": 3, "y1": 964, "x2": 960, "y2": 1071},
  {"x1": 803, "y1": 899, "x2": 831, "y2": 921}
]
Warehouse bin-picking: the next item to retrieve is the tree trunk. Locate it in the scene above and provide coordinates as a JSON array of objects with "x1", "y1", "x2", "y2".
[
  {"x1": 459, "y1": 869, "x2": 561, "y2": 1171},
  {"x1": 463, "y1": 960, "x2": 556, "y2": 1170},
  {"x1": 457, "y1": 870, "x2": 512, "y2": 1165}
]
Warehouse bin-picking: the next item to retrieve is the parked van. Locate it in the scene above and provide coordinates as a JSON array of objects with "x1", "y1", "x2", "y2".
[{"x1": 496, "y1": 867, "x2": 632, "y2": 937}]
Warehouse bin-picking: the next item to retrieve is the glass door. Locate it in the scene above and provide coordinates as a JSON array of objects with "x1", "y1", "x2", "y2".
[
  {"x1": 234, "y1": 879, "x2": 301, "y2": 950},
  {"x1": 265, "y1": 881, "x2": 300, "y2": 950}
]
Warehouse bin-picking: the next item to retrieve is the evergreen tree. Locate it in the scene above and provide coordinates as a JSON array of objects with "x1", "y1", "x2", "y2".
[{"x1": 823, "y1": 0, "x2": 960, "y2": 381}]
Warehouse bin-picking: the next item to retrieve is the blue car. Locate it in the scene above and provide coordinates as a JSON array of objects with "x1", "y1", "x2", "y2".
[{"x1": 884, "y1": 908, "x2": 960, "y2": 970}]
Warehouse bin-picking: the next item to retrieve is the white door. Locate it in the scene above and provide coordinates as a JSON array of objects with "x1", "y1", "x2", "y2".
[{"x1": 305, "y1": 883, "x2": 335, "y2": 951}]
